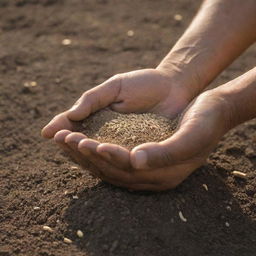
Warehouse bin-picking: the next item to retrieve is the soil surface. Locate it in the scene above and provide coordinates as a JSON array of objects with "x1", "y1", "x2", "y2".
[{"x1": 0, "y1": 1, "x2": 256, "y2": 256}]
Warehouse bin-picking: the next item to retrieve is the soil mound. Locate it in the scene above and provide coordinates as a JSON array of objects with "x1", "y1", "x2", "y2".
[{"x1": 81, "y1": 109, "x2": 178, "y2": 149}]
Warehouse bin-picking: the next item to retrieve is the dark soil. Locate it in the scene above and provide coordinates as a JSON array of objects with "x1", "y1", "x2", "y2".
[{"x1": 0, "y1": 1, "x2": 255, "y2": 256}]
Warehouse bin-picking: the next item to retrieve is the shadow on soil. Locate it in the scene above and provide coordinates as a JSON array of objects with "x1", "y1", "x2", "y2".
[{"x1": 64, "y1": 165, "x2": 256, "y2": 256}]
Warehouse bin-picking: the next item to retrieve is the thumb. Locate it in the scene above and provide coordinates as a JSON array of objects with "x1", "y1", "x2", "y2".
[
  {"x1": 130, "y1": 122, "x2": 213, "y2": 170},
  {"x1": 67, "y1": 74, "x2": 122, "y2": 121}
]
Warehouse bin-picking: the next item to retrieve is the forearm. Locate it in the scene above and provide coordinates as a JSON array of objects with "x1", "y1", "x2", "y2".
[
  {"x1": 157, "y1": 0, "x2": 256, "y2": 96},
  {"x1": 216, "y1": 67, "x2": 256, "y2": 129}
]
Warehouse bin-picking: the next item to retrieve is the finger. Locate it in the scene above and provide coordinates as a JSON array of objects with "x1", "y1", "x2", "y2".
[
  {"x1": 63, "y1": 132, "x2": 102, "y2": 173},
  {"x1": 54, "y1": 129, "x2": 72, "y2": 150},
  {"x1": 67, "y1": 75, "x2": 122, "y2": 121},
  {"x1": 78, "y1": 139, "x2": 136, "y2": 183},
  {"x1": 41, "y1": 112, "x2": 79, "y2": 139},
  {"x1": 65, "y1": 132, "x2": 87, "y2": 149},
  {"x1": 96, "y1": 143, "x2": 131, "y2": 169},
  {"x1": 130, "y1": 119, "x2": 210, "y2": 170}
]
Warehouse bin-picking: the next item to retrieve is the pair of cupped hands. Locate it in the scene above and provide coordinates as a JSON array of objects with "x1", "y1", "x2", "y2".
[{"x1": 42, "y1": 68, "x2": 229, "y2": 191}]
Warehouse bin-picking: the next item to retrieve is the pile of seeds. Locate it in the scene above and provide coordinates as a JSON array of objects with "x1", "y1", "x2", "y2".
[{"x1": 81, "y1": 109, "x2": 178, "y2": 150}]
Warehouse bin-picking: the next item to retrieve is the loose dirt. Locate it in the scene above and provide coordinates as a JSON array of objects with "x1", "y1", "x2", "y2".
[
  {"x1": 81, "y1": 109, "x2": 178, "y2": 149},
  {"x1": 0, "y1": 1, "x2": 255, "y2": 256}
]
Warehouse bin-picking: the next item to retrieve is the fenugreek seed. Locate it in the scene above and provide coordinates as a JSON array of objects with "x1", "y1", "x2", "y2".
[
  {"x1": 178, "y1": 211, "x2": 187, "y2": 222},
  {"x1": 70, "y1": 166, "x2": 78, "y2": 170},
  {"x1": 127, "y1": 30, "x2": 134, "y2": 37},
  {"x1": 33, "y1": 206, "x2": 40, "y2": 210},
  {"x1": 43, "y1": 225, "x2": 54, "y2": 233},
  {"x1": 174, "y1": 14, "x2": 183, "y2": 21},
  {"x1": 232, "y1": 171, "x2": 247, "y2": 179},
  {"x1": 30, "y1": 81, "x2": 37, "y2": 87},
  {"x1": 72, "y1": 195, "x2": 79, "y2": 199},
  {"x1": 63, "y1": 237, "x2": 72, "y2": 244},
  {"x1": 62, "y1": 39, "x2": 72, "y2": 45},
  {"x1": 77, "y1": 230, "x2": 84, "y2": 238},
  {"x1": 202, "y1": 184, "x2": 208, "y2": 191}
]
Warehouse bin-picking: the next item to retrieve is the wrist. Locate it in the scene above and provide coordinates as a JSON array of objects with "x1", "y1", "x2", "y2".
[
  {"x1": 211, "y1": 67, "x2": 256, "y2": 129},
  {"x1": 156, "y1": 49, "x2": 209, "y2": 100}
]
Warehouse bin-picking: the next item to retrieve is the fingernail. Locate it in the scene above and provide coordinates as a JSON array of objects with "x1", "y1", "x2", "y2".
[
  {"x1": 100, "y1": 151, "x2": 111, "y2": 161},
  {"x1": 133, "y1": 150, "x2": 147, "y2": 169}
]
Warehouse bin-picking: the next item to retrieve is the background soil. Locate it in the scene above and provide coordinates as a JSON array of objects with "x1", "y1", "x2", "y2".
[{"x1": 0, "y1": 0, "x2": 255, "y2": 255}]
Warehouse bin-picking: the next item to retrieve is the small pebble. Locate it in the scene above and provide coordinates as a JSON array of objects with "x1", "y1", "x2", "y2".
[
  {"x1": 62, "y1": 39, "x2": 72, "y2": 45},
  {"x1": 127, "y1": 30, "x2": 134, "y2": 37},
  {"x1": 178, "y1": 211, "x2": 187, "y2": 222},
  {"x1": 174, "y1": 14, "x2": 183, "y2": 21},
  {"x1": 232, "y1": 171, "x2": 247, "y2": 179},
  {"x1": 77, "y1": 230, "x2": 84, "y2": 238},
  {"x1": 43, "y1": 225, "x2": 54, "y2": 233},
  {"x1": 225, "y1": 222, "x2": 230, "y2": 227},
  {"x1": 63, "y1": 237, "x2": 72, "y2": 244}
]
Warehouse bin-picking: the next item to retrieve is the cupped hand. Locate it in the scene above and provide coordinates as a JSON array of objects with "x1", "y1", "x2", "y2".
[
  {"x1": 43, "y1": 86, "x2": 232, "y2": 191},
  {"x1": 41, "y1": 68, "x2": 195, "y2": 139}
]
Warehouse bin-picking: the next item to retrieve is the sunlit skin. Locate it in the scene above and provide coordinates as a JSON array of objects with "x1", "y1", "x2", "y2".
[{"x1": 41, "y1": 0, "x2": 256, "y2": 191}]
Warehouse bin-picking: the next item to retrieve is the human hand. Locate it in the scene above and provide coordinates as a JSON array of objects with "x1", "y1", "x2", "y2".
[
  {"x1": 46, "y1": 88, "x2": 232, "y2": 191},
  {"x1": 41, "y1": 68, "x2": 198, "y2": 139}
]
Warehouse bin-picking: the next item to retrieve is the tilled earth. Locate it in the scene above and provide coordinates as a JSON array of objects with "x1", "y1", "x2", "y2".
[{"x1": 0, "y1": 1, "x2": 255, "y2": 255}]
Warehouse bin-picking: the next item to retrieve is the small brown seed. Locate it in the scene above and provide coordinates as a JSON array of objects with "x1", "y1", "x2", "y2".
[
  {"x1": 202, "y1": 184, "x2": 208, "y2": 191},
  {"x1": 174, "y1": 14, "x2": 183, "y2": 21},
  {"x1": 178, "y1": 211, "x2": 187, "y2": 222},
  {"x1": 232, "y1": 171, "x2": 247, "y2": 179},
  {"x1": 43, "y1": 225, "x2": 54, "y2": 233},
  {"x1": 63, "y1": 237, "x2": 72, "y2": 244},
  {"x1": 62, "y1": 39, "x2": 72, "y2": 45},
  {"x1": 77, "y1": 230, "x2": 84, "y2": 238},
  {"x1": 127, "y1": 30, "x2": 134, "y2": 37}
]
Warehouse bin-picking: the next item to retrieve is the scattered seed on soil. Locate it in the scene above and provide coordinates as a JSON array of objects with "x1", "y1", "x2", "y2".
[
  {"x1": 202, "y1": 184, "x2": 208, "y2": 191},
  {"x1": 174, "y1": 14, "x2": 183, "y2": 21},
  {"x1": 33, "y1": 206, "x2": 40, "y2": 210},
  {"x1": 24, "y1": 81, "x2": 37, "y2": 88},
  {"x1": 127, "y1": 30, "x2": 134, "y2": 37},
  {"x1": 72, "y1": 195, "x2": 79, "y2": 199},
  {"x1": 70, "y1": 166, "x2": 78, "y2": 170},
  {"x1": 63, "y1": 237, "x2": 72, "y2": 244},
  {"x1": 62, "y1": 38, "x2": 72, "y2": 45},
  {"x1": 43, "y1": 225, "x2": 54, "y2": 233},
  {"x1": 178, "y1": 211, "x2": 187, "y2": 222},
  {"x1": 81, "y1": 109, "x2": 178, "y2": 150},
  {"x1": 232, "y1": 171, "x2": 247, "y2": 179},
  {"x1": 77, "y1": 230, "x2": 84, "y2": 238},
  {"x1": 225, "y1": 222, "x2": 230, "y2": 227}
]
